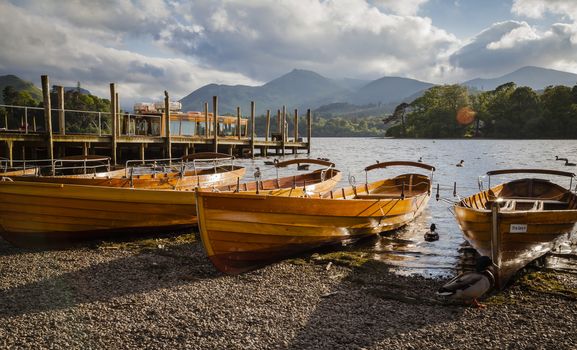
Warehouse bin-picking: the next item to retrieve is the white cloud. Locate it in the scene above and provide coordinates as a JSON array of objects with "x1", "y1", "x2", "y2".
[
  {"x1": 512, "y1": 0, "x2": 577, "y2": 20},
  {"x1": 449, "y1": 20, "x2": 577, "y2": 76},
  {"x1": 486, "y1": 23, "x2": 539, "y2": 49},
  {"x1": 4, "y1": 0, "x2": 577, "y2": 99},
  {"x1": 160, "y1": 0, "x2": 458, "y2": 82},
  {"x1": 0, "y1": 1, "x2": 259, "y2": 103},
  {"x1": 371, "y1": 0, "x2": 429, "y2": 16}
]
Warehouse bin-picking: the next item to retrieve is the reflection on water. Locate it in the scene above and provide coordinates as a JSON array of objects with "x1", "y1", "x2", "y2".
[{"x1": 237, "y1": 138, "x2": 577, "y2": 277}]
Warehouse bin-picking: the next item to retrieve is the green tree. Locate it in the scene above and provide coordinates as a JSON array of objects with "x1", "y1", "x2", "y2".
[
  {"x1": 398, "y1": 84, "x2": 469, "y2": 138},
  {"x1": 541, "y1": 85, "x2": 573, "y2": 138}
]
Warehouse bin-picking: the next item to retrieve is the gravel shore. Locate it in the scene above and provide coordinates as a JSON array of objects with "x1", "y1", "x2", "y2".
[{"x1": 0, "y1": 233, "x2": 576, "y2": 350}]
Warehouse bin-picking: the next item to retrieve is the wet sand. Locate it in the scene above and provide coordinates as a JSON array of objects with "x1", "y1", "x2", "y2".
[{"x1": 0, "y1": 234, "x2": 576, "y2": 349}]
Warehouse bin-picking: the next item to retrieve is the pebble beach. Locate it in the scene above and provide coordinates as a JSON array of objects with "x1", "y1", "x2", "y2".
[{"x1": 0, "y1": 233, "x2": 576, "y2": 350}]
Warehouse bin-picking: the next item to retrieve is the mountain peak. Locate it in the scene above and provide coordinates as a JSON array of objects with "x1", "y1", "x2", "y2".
[{"x1": 464, "y1": 65, "x2": 577, "y2": 90}]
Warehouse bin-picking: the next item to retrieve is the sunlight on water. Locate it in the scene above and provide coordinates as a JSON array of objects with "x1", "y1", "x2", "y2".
[{"x1": 235, "y1": 138, "x2": 577, "y2": 277}]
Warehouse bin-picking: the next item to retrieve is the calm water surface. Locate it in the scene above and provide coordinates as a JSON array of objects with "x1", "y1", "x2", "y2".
[{"x1": 236, "y1": 138, "x2": 577, "y2": 277}]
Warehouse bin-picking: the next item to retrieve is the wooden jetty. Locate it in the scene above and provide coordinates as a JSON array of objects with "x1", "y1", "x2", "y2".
[{"x1": 0, "y1": 75, "x2": 312, "y2": 165}]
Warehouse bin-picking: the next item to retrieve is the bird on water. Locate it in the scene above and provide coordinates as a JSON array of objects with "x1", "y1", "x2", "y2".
[
  {"x1": 424, "y1": 223, "x2": 439, "y2": 242},
  {"x1": 564, "y1": 160, "x2": 576, "y2": 166},
  {"x1": 456, "y1": 160, "x2": 464, "y2": 167},
  {"x1": 254, "y1": 167, "x2": 261, "y2": 180},
  {"x1": 556, "y1": 156, "x2": 569, "y2": 162},
  {"x1": 437, "y1": 256, "x2": 495, "y2": 308}
]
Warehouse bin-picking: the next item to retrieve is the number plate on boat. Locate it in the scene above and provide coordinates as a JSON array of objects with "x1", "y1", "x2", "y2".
[{"x1": 510, "y1": 224, "x2": 527, "y2": 233}]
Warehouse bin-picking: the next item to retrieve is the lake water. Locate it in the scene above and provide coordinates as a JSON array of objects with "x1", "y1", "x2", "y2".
[{"x1": 235, "y1": 138, "x2": 577, "y2": 277}]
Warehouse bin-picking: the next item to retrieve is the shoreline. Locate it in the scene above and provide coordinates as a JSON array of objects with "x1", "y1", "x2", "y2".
[{"x1": 1, "y1": 234, "x2": 576, "y2": 349}]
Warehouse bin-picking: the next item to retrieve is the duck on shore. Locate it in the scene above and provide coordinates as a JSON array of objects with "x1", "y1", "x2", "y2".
[
  {"x1": 437, "y1": 256, "x2": 495, "y2": 308},
  {"x1": 424, "y1": 223, "x2": 439, "y2": 242}
]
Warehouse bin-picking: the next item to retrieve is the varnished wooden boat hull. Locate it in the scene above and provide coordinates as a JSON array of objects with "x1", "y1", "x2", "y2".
[
  {"x1": 0, "y1": 181, "x2": 197, "y2": 247},
  {"x1": 455, "y1": 206, "x2": 577, "y2": 285},
  {"x1": 0, "y1": 168, "x2": 37, "y2": 176},
  {"x1": 197, "y1": 174, "x2": 431, "y2": 274},
  {"x1": 0, "y1": 168, "x2": 340, "y2": 247},
  {"x1": 10, "y1": 166, "x2": 246, "y2": 190},
  {"x1": 454, "y1": 179, "x2": 577, "y2": 286}
]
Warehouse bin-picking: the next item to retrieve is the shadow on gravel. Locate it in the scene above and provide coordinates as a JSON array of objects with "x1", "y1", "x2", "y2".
[
  {"x1": 286, "y1": 259, "x2": 466, "y2": 349},
  {"x1": 0, "y1": 243, "x2": 220, "y2": 318}
]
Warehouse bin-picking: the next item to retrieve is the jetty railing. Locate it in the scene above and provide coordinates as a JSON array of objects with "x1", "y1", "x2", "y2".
[{"x1": 0, "y1": 75, "x2": 312, "y2": 165}]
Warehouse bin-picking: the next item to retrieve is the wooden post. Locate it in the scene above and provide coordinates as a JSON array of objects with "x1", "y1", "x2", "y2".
[
  {"x1": 307, "y1": 109, "x2": 312, "y2": 154},
  {"x1": 281, "y1": 105, "x2": 286, "y2": 156},
  {"x1": 293, "y1": 108, "x2": 298, "y2": 154},
  {"x1": 110, "y1": 83, "x2": 117, "y2": 165},
  {"x1": 140, "y1": 143, "x2": 145, "y2": 161},
  {"x1": 83, "y1": 142, "x2": 88, "y2": 156},
  {"x1": 250, "y1": 101, "x2": 255, "y2": 158},
  {"x1": 236, "y1": 106, "x2": 241, "y2": 140},
  {"x1": 7, "y1": 141, "x2": 13, "y2": 168},
  {"x1": 164, "y1": 91, "x2": 171, "y2": 161},
  {"x1": 264, "y1": 109, "x2": 270, "y2": 157},
  {"x1": 276, "y1": 109, "x2": 281, "y2": 133},
  {"x1": 491, "y1": 202, "x2": 502, "y2": 288},
  {"x1": 265, "y1": 110, "x2": 270, "y2": 142},
  {"x1": 204, "y1": 102, "x2": 209, "y2": 139},
  {"x1": 56, "y1": 86, "x2": 65, "y2": 135},
  {"x1": 212, "y1": 96, "x2": 218, "y2": 153},
  {"x1": 116, "y1": 92, "x2": 120, "y2": 136},
  {"x1": 41, "y1": 75, "x2": 54, "y2": 172}
]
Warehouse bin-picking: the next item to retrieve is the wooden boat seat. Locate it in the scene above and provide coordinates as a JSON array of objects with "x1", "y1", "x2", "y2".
[
  {"x1": 354, "y1": 194, "x2": 404, "y2": 200},
  {"x1": 497, "y1": 199, "x2": 567, "y2": 211}
]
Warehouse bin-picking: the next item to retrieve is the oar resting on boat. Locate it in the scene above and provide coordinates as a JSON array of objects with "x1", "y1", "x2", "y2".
[
  {"x1": 8, "y1": 153, "x2": 247, "y2": 190},
  {"x1": 211, "y1": 158, "x2": 341, "y2": 196},
  {"x1": 196, "y1": 160, "x2": 435, "y2": 274}
]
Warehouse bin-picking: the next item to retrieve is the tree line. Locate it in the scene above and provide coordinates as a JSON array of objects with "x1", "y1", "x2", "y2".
[
  {"x1": 386, "y1": 83, "x2": 577, "y2": 138},
  {"x1": 4, "y1": 81, "x2": 576, "y2": 138}
]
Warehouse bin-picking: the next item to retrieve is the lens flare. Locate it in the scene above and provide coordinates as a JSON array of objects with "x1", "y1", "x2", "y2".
[{"x1": 456, "y1": 107, "x2": 476, "y2": 125}]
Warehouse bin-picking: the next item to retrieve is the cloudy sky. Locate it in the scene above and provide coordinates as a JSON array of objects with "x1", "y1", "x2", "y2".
[{"x1": 1, "y1": 0, "x2": 576, "y2": 102}]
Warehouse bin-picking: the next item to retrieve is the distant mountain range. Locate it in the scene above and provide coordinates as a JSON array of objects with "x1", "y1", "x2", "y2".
[
  {"x1": 3, "y1": 66, "x2": 577, "y2": 115},
  {"x1": 181, "y1": 66, "x2": 577, "y2": 115},
  {"x1": 463, "y1": 66, "x2": 577, "y2": 91},
  {"x1": 180, "y1": 69, "x2": 433, "y2": 115},
  {"x1": 0, "y1": 74, "x2": 42, "y2": 104},
  {"x1": 0, "y1": 75, "x2": 92, "y2": 104}
]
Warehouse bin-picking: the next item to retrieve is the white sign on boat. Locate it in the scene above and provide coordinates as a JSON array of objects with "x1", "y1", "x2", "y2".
[{"x1": 510, "y1": 224, "x2": 528, "y2": 233}]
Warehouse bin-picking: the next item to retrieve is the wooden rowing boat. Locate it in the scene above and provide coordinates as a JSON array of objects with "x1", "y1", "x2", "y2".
[
  {"x1": 0, "y1": 179, "x2": 197, "y2": 247},
  {"x1": 10, "y1": 153, "x2": 246, "y2": 190},
  {"x1": 0, "y1": 159, "x2": 340, "y2": 248},
  {"x1": 454, "y1": 169, "x2": 577, "y2": 287},
  {"x1": 196, "y1": 161, "x2": 435, "y2": 274},
  {"x1": 211, "y1": 158, "x2": 341, "y2": 196}
]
